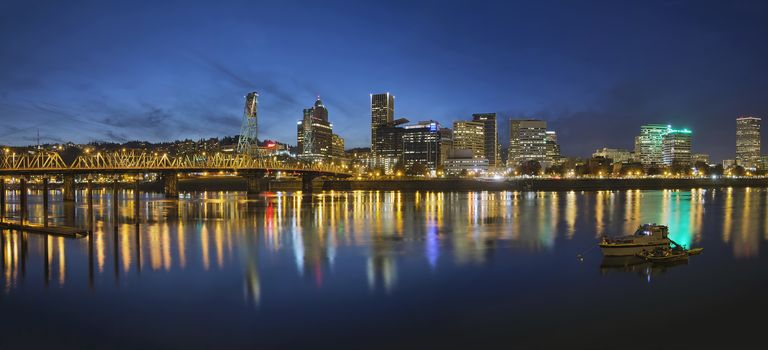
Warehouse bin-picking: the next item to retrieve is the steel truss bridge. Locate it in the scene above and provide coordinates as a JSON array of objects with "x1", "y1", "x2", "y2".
[
  {"x1": 0, "y1": 150, "x2": 352, "y2": 196},
  {"x1": 0, "y1": 150, "x2": 349, "y2": 175}
]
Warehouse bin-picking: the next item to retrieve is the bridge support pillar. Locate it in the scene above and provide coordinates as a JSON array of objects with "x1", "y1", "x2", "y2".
[
  {"x1": 301, "y1": 173, "x2": 317, "y2": 194},
  {"x1": 0, "y1": 178, "x2": 5, "y2": 223},
  {"x1": 245, "y1": 171, "x2": 268, "y2": 195},
  {"x1": 20, "y1": 176, "x2": 28, "y2": 224},
  {"x1": 87, "y1": 179, "x2": 94, "y2": 234},
  {"x1": 112, "y1": 178, "x2": 119, "y2": 227},
  {"x1": 163, "y1": 173, "x2": 179, "y2": 198},
  {"x1": 63, "y1": 174, "x2": 75, "y2": 202},
  {"x1": 134, "y1": 177, "x2": 140, "y2": 224},
  {"x1": 42, "y1": 177, "x2": 49, "y2": 227}
]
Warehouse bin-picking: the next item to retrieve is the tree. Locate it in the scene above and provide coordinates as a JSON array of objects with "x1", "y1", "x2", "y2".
[
  {"x1": 619, "y1": 162, "x2": 644, "y2": 177},
  {"x1": 393, "y1": 161, "x2": 406, "y2": 176},
  {"x1": 371, "y1": 166, "x2": 385, "y2": 177},
  {"x1": 646, "y1": 165, "x2": 664, "y2": 176},
  {"x1": 670, "y1": 163, "x2": 691, "y2": 176},
  {"x1": 710, "y1": 164, "x2": 724, "y2": 177},
  {"x1": 546, "y1": 164, "x2": 564, "y2": 176},
  {"x1": 693, "y1": 161, "x2": 710, "y2": 176},
  {"x1": 406, "y1": 163, "x2": 428, "y2": 176},
  {"x1": 728, "y1": 165, "x2": 746, "y2": 177},
  {"x1": 518, "y1": 160, "x2": 542, "y2": 176}
]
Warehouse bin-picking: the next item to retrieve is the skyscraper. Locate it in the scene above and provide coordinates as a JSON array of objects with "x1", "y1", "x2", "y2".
[
  {"x1": 736, "y1": 116, "x2": 761, "y2": 169},
  {"x1": 331, "y1": 134, "x2": 345, "y2": 158},
  {"x1": 374, "y1": 117, "x2": 409, "y2": 174},
  {"x1": 402, "y1": 121, "x2": 444, "y2": 171},
  {"x1": 662, "y1": 127, "x2": 692, "y2": 166},
  {"x1": 371, "y1": 93, "x2": 395, "y2": 154},
  {"x1": 471, "y1": 113, "x2": 500, "y2": 167},
  {"x1": 634, "y1": 124, "x2": 667, "y2": 167},
  {"x1": 297, "y1": 97, "x2": 333, "y2": 161},
  {"x1": 452, "y1": 120, "x2": 485, "y2": 159},
  {"x1": 508, "y1": 119, "x2": 548, "y2": 165},
  {"x1": 545, "y1": 131, "x2": 561, "y2": 165}
]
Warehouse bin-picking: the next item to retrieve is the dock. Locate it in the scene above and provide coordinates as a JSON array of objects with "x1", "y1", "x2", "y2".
[{"x1": 0, "y1": 222, "x2": 89, "y2": 238}]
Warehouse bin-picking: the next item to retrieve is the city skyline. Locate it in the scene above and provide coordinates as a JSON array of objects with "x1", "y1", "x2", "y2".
[{"x1": 2, "y1": 1, "x2": 768, "y2": 162}]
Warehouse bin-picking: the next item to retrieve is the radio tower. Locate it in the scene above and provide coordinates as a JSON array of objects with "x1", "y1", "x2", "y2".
[{"x1": 237, "y1": 92, "x2": 259, "y2": 157}]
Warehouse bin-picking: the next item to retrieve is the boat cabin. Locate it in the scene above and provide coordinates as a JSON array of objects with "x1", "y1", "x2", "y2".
[{"x1": 634, "y1": 224, "x2": 668, "y2": 238}]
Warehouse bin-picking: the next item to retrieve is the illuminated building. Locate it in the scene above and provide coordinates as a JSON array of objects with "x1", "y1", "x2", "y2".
[
  {"x1": 662, "y1": 127, "x2": 692, "y2": 166},
  {"x1": 444, "y1": 149, "x2": 489, "y2": 175},
  {"x1": 374, "y1": 118, "x2": 408, "y2": 174},
  {"x1": 331, "y1": 134, "x2": 345, "y2": 158},
  {"x1": 545, "y1": 131, "x2": 561, "y2": 165},
  {"x1": 593, "y1": 148, "x2": 633, "y2": 163},
  {"x1": 371, "y1": 92, "x2": 395, "y2": 156},
  {"x1": 736, "y1": 116, "x2": 761, "y2": 169},
  {"x1": 452, "y1": 120, "x2": 485, "y2": 160},
  {"x1": 402, "y1": 121, "x2": 444, "y2": 171},
  {"x1": 508, "y1": 119, "x2": 548, "y2": 166},
  {"x1": 297, "y1": 97, "x2": 333, "y2": 161},
  {"x1": 634, "y1": 124, "x2": 667, "y2": 167},
  {"x1": 438, "y1": 127, "x2": 453, "y2": 167},
  {"x1": 692, "y1": 153, "x2": 710, "y2": 165},
  {"x1": 471, "y1": 113, "x2": 500, "y2": 168}
]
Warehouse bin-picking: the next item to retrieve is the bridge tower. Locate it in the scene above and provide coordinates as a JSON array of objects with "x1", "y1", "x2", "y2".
[{"x1": 237, "y1": 92, "x2": 259, "y2": 157}]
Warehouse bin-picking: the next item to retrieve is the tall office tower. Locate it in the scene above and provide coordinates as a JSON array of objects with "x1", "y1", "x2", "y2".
[
  {"x1": 545, "y1": 131, "x2": 561, "y2": 164},
  {"x1": 472, "y1": 113, "x2": 500, "y2": 167},
  {"x1": 634, "y1": 124, "x2": 667, "y2": 167},
  {"x1": 452, "y1": 120, "x2": 486, "y2": 159},
  {"x1": 402, "y1": 121, "x2": 444, "y2": 171},
  {"x1": 662, "y1": 127, "x2": 692, "y2": 166},
  {"x1": 438, "y1": 127, "x2": 454, "y2": 167},
  {"x1": 371, "y1": 93, "x2": 395, "y2": 154},
  {"x1": 331, "y1": 134, "x2": 345, "y2": 158},
  {"x1": 237, "y1": 92, "x2": 259, "y2": 157},
  {"x1": 297, "y1": 97, "x2": 334, "y2": 161},
  {"x1": 508, "y1": 119, "x2": 548, "y2": 165},
  {"x1": 736, "y1": 116, "x2": 761, "y2": 169},
  {"x1": 373, "y1": 117, "x2": 409, "y2": 174}
]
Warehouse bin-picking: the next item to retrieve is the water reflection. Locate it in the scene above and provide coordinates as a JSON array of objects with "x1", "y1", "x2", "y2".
[
  {"x1": 599, "y1": 256, "x2": 688, "y2": 282},
  {"x1": 2, "y1": 188, "x2": 768, "y2": 301}
]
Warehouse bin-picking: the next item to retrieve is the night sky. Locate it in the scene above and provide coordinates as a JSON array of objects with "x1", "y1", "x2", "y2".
[{"x1": 2, "y1": 0, "x2": 768, "y2": 162}]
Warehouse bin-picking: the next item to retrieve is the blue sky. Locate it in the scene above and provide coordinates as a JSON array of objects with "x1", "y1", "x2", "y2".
[{"x1": 2, "y1": 0, "x2": 768, "y2": 161}]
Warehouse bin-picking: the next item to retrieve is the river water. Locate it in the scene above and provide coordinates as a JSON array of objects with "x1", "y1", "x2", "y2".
[{"x1": 0, "y1": 188, "x2": 765, "y2": 348}]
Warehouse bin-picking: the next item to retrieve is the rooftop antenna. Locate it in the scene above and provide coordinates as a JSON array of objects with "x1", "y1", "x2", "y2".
[{"x1": 37, "y1": 129, "x2": 40, "y2": 150}]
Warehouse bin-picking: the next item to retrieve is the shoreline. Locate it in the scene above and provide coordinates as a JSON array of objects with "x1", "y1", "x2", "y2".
[{"x1": 8, "y1": 176, "x2": 764, "y2": 192}]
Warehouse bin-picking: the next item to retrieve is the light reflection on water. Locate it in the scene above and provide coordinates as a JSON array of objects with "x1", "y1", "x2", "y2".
[
  {"x1": 1, "y1": 187, "x2": 768, "y2": 347},
  {"x1": 1, "y1": 188, "x2": 767, "y2": 290}
]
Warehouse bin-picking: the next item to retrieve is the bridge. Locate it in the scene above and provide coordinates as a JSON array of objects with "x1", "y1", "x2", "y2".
[{"x1": 0, "y1": 150, "x2": 353, "y2": 198}]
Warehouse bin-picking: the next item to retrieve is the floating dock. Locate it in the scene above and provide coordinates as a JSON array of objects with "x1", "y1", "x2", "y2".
[{"x1": 0, "y1": 222, "x2": 89, "y2": 238}]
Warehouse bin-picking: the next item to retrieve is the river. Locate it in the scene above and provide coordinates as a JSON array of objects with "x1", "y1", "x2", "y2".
[{"x1": 0, "y1": 188, "x2": 765, "y2": 348}]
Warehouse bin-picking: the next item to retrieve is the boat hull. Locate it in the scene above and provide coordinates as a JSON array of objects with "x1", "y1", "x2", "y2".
[{"x1": 599, "y1": 242, "x2": 669, "y2": 256}]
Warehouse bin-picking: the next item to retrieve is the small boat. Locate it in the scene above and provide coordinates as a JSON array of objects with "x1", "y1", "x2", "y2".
[
  {"x1": 599, "y1": 224, "x2": 671, "y2": 256},
  {"x1": 686, "y1": 247, "x2": 704, "y2": 255},
  {"x1": 637, "y1": 247, "x2": 689, "y2": 263}
]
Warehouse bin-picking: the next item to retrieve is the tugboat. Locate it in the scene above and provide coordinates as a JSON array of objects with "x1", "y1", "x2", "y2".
[{"x1": 599, "y1": 224, "x2": 671, "y2": 257}]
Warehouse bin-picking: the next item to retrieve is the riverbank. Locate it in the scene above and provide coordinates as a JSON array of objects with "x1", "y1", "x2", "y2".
[
  {"x1": 320, "y1": 177, "x2": 768, "y2": 191},
  {"x1": 178, "y1": 176, "x2": 768, "y2": 192},
  {"x1": 8, "y1": 176, "x2": 768, "y2": 193}
]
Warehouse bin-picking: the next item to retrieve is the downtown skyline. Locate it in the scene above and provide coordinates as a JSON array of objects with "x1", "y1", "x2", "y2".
[{"x1": 2, "y1": 0, "x2": 768, "y2": 162}]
